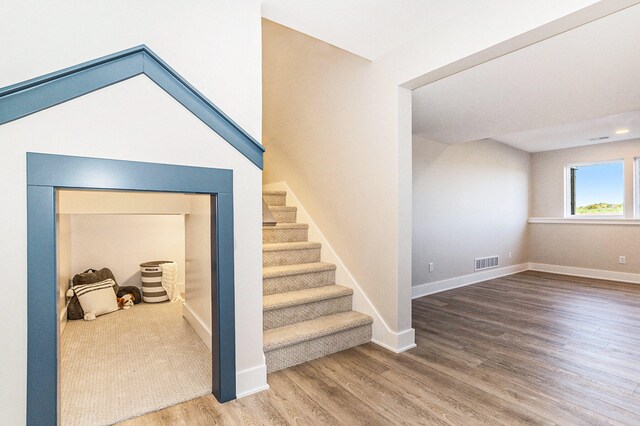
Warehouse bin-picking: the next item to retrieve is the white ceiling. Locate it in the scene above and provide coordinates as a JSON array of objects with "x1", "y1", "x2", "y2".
[
  {"x1": 261, "y1": 0, "x2": 599, "y2": 61},
  {"x1": 412, "y1": 3, "x2": 640, "y2": 152},
  {"x1": 495, "y1": 110, "x2": 640, "y2": 152}
]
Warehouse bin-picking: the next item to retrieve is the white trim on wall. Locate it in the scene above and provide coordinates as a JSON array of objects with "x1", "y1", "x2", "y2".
[
  {"x1": 634, "y1": 157, "x2": 640, "y2": 219},
  {"x1": 528, "y1": 263, "x2": 640, "y2": 285},
  {"x1": 412, "y1": 262, "x2": 640, "y2": 300},
  {"x1": 59, "y1": 306, "x2": 68, "y2": 335},
  {"x1": 236, "y1": 362, "x2": 270, "y2": 398},
  {"x1": 183, "y1": 302, "x2": 212, "y2": 351},
  {"x1": 412, "y1": 263, "x2": 529, "y2": 299},
  {"x1": 263, "y1": 181, "x2": 416, "y2": 353},
  {"x1": 529, "y1": 217, "x2": 640, "y2": 225}
]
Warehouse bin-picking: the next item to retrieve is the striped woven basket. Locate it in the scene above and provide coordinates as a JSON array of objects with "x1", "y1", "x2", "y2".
[{"x1": 140, "y1": 261, "x2": 172, "y2": 303}]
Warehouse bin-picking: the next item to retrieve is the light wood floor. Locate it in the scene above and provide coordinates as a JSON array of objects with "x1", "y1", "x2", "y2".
[{"x1": 122, "y1": 271, "x2": 640, "y2": 425}]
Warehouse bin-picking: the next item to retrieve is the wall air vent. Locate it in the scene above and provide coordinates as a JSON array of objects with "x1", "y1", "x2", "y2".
[
  {"x1": 588, "y1": 136, "x2": 610, "y2": 141},
  {"x1": 475, "y1": 256, "x2": 499, "y2": 271}
]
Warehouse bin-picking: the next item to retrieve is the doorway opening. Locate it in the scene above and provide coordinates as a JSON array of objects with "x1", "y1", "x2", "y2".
[
  {"x1": 57, "y1": 189, "x2": 215, "y2": 424},
  {"x1": 27, "y1": 153, "x2": 236, "y2": 424}
]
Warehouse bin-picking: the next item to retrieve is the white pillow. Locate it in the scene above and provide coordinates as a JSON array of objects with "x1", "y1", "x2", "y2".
[{"x1": 73, "y1": 278, "x2": 119, "y2": 320}]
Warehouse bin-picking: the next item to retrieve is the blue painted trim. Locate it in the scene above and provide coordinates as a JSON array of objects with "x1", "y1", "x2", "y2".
[
  {"x1": 27, "y1": 185, "x2": 57, "y2": 425},
  {"x1": 212, "y1": 193, "x2": 237, "y2": 402},
  {"x1": 27, "y1": 152, "x2": 233, "y2": 194},
  {"x1": 1, "y1": 46, "x2": 264, "y2": 169},
  {"x1": 27, "y1": 152, "x2": 237, "y2": 424}
]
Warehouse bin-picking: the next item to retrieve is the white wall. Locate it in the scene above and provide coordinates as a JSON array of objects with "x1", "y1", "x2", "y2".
[
  {"x1": 0, "y1": 0, "x2": 261, "y2": 138},
  {"x1": 262, "y1": 20, "x2": 414, "y2": 348},
  {"x1": 0, "y1": 2, "x2": 264, "y2": 421},
  {"x1": 70, "y1": 215, "x2": 186, "y2": 288},
  {"x1": 184, "y1": 195, "x2": 213, "y2": 350},
  {"x1": 58, "y1": 190, "x2": 193, "y2": 215},
  {"x1": 530, "y1": 138, "x2": 640, "y2": 273},
  {"x1": 412, "y1": 138, "x2": 530, "y2": 286}
]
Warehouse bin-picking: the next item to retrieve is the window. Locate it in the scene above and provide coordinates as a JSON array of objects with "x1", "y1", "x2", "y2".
[{"x1": 566, "y1": 161, "x2": 624, "y2": 216}]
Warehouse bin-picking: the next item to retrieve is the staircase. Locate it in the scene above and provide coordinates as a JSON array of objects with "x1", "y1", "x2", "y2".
[{"x1": 262, "y1": 190, "x2": 373, "y2": 373}]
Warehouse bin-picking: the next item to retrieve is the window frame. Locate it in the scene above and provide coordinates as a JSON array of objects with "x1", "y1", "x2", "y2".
[
  {"x1": 564, "y1": 159, "x2": 625, "y2": 218},
  {"x1": 634, "y1": 157, "x2": 640, "y2": 219}
]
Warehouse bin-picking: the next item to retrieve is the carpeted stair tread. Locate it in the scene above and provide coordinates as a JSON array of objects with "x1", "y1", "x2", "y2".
[
  {"x1": 263, "y1": 262, "x2": 336, "y2": 279},
  {"x1": 264, "y1": 311, "x2": 373, "y2": 352},
  {"x1": 261, "y1": 186, "x2": 372, "y2": 373},
  {"x1": 263, "y1": 223, "x2": 308, "y2": 230},
  {"x1": 267, "y1": 206, "x2": 296, "y2": 212},
  {"x1": 263, "y1": 285, "x2": 353, "y2": 312},
  {"x1": 263, "y1": 241, "x2": 322, "y2": 252}
]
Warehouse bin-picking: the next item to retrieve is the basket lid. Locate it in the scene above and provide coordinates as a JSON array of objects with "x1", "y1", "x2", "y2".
[{"x1": 140, "y1": 260, "x2": 173, "y2": 267}]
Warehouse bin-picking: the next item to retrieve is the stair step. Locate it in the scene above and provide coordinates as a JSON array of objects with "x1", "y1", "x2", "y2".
[
  {"x1": 268, "y1": 206, "x2": 297, "y2": 223},
  {"x1": 263, "y1": 262, "x2": 336, "y2": 295},
  {"x1": 263, "y1": 242, "x2": 322, "y2": 267},
  {"x1": 263, "y1": 191, "x2": 286, "y2": 207},
  {"x1": 263, "y1": 285, "x2": 353, "y2": 329},
  {"x1": 263, "y1": 223, "x2": 308, "y2": 243},
  {"x1": 264, "y1": 311, "x2": 373, "y2": 373}
]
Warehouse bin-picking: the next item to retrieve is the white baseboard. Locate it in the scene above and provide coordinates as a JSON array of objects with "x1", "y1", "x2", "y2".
[
  {"x1": 263, "y1": 181, "x2": 416, "y2": 353},
  {"x1": 529, "y1": 263, "x2": 640, "y2": 284},
  {"x1": 372, "y1": 328, "x2": 416, "y2": 353},
  {"x1": 412, "y1": 263, "x2": 530, "y2": 299},
  {"x1": 183, "y1": 302, "x2": 212, "y2": 351},
  {"x1": 59, "y1": 305, "x2": 68, "y2": 335},
  {"x1": 236, "y1": 362, "x2": 270, "y2": 398},
  {"x1": 183, "y1": 303, "x2": 270, "y2": 398},
  {"x1": 412, "y1": 262, "x2": 640, "y2": 299}
]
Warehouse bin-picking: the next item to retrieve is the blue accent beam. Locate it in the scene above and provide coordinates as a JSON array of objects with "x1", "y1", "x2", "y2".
[{"x1": 0, "y1": 46, "x2": 264, "y2": 169}]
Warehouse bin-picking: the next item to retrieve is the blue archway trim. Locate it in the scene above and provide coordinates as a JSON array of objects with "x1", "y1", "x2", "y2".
[
  {"x1": 27, "y1": 152, "x2": 237, "y2": 424},
  {"x1": 0, "y1": 46, "x2": 264, "y2": 169}
]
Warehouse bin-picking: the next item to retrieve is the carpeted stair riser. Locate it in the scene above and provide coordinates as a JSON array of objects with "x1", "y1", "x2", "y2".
[
  {"x1": 263, "y1": 192, "x2": 286, "y2": 207},
  {"x1": 269, "y1": 206, "x2": 297, "y2": 223},
  {"x1": 263, "y1": 225, "x2": 308, "y2": 243},
  {"x1": 264, "y1": 295, "x2": 353, "y2": 330},
  {"x1": 263, "y1": 269, "x2": 335, "y2": 295},
  {"x1": 263, "y1": 246, "x2": 321, "y2": 267},
  {"x1": 265, "y1": 325, "x2": 372, "y2": 373}
]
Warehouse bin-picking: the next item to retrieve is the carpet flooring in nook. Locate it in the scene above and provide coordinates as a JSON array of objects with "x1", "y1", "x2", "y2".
[{"x1": 61, "y1": 301, "x2": 212, "y2": 426}]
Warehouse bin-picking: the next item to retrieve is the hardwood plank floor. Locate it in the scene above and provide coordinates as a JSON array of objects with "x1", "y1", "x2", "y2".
[{"x1": 121, "y1": 271, "x2": 640, "y2": 425}]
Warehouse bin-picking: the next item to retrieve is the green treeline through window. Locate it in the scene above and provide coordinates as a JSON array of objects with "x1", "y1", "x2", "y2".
[{"x1": 571, "y1": 162, "x2": 624, "y2": 215}]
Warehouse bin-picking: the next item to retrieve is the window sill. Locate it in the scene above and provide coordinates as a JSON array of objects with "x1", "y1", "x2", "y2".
[{"x1": 529, "y1": 217, "x2": 640, "y2": 225}]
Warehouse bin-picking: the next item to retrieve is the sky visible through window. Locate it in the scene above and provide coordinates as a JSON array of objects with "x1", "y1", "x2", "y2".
[{"x1": 575, "y1": 162, "x2": 623, "y2": 215}]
